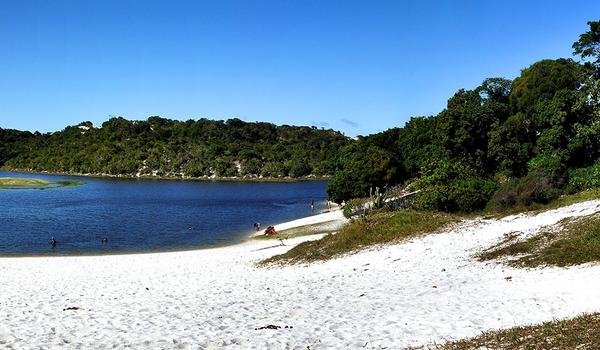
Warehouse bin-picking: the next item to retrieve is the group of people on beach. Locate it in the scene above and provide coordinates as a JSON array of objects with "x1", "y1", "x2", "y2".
[
  {"x1": 311, "y1": 199, "x2": 333, "y2": 212},
  {"x1": 263, "y1": 226, "x2": 277, "y2": 236}
]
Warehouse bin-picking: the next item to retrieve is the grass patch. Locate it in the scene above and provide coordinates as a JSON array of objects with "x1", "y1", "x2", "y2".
[
  {"x1": 259, "y1": 210, "x2": 460, "y2": 266},
  {"x1": 479, "y1": 213, "x2": 600, "y2": 267},
  {"x1": 252, "y1": 220, "x2": 343, "y2": 241},
  {"x1": 55, "y1": 180, "x2": 84, "y2": 187},
  {"x1": 548, "y1": 188, "x2": 600, "y2": 209},
  {"x1": 256, "y1": 188, "x2": 600, "y2": 266},
  {"x1": 489, "y1": 188, "x2": 600, "y2": 218},
  {"x1": 0, "y1": 177, "x2": 83, "y2": 189},
  {"x1": 432, "y1": 313, "x2": 600, "y2": 350},
  {"x1": 0, "y1": 177, "x2": 52, "y2": 187}
]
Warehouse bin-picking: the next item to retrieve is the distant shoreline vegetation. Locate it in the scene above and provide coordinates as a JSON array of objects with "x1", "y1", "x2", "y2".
[
  {"x1": 0, "y1": 177, "x2": 83, "y2": 189},
  {"x1": 0, "y1": 168, "x2": 329, "y2": 183},
  {"x1": 0, "y1": 118, "x2": 349, "y2": 180}
]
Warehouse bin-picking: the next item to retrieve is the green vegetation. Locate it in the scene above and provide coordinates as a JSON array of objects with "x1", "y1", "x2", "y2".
[
  {"x1": 0, "y1": 177, "x2": 83, "y2": 189},
  {"x1": 546, "y1": 188, "x2": 600, "y2": 210},
  {"x1": 327, "y1": 21, "x2": 600, "y2": 213},
  {"x1": 55, "y1": 180, "x2": 85, "y2": 188},
  {"x1": 259, "y1": 210, "x2": 459, "y2": 265},
  {"x1": 432, "y1": 313, "x2": 600, "y2": 350},
  {"x1": 488, "y1": 188, "x2": 600, "y2": 218},
  {"x1": 0, "y1": 177, "x2": 52, "y2": 187},
  {"x1": 260, "y1": 179, "x2": 600, "y2": 267},
  {"x1": 0, "y1": 118, "x2": 349, "y2": 179},
  {"x1": 479, "y1": 212, "x2": 600, "y2": 267}
]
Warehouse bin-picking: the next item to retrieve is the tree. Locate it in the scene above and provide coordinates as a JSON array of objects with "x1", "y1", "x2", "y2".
[
  {"x1": 396, "y1": 116, "x2": 445, "y2": 178},
  {"x1": 479, "y1": 77, "x2": 512, "y2": 104},
  {"x1": 510, "y1": 59, "x2": 584, "y2": 114},
  {"x1": 327, "y1": 145, "x2": 397, "y2": 203},
  {"x1": 438, "y1": 83, "x2": 509, "y2": 173},
  {"x1": 488, "y1": 113, "x2": 534, "y2": 177},
  {"x1": 573, "y1": 20, "x2": 600, "y2": 68},
  {"x1": 573, "y1": 20, "x2": 600, "y2": 104}
]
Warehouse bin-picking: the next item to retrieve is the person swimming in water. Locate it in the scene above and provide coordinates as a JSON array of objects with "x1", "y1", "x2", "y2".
[
  {"x1": 50, "y1": 237, "x2": 57, "y2": 247},
  {"x1": 101, "y1": 237, "x2": 108, "y2": 244}
]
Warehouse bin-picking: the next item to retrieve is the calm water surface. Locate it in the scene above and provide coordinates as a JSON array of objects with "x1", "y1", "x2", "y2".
[{"x1": 0, "y1": 171, "x2": 328, "y2": 256}]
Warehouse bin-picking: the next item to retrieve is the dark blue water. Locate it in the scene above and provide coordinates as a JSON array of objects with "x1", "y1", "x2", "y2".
[{"x1": 0, "y1": 171, "x2": 328, "y2": 256}]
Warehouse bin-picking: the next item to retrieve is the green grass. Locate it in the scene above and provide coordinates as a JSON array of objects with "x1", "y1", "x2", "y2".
[
  {"x1": 488, "y1": 188, "x2": 600, "y2": 218},
  {"x1": 0, "y1": 177, "x2": 53, "y2": 187},
  {"x1": 430, "y1": 313, "x2": 600, "y2": 350},
  {"x1": 257, "y1": 188, "x2": 600, "y2": 267},
  {"x1": 259, "y1": 210, "x2": 460, "y2": 266},
  {"x1": 55, "y1": 180, "x2": 84, "y2": 187},
  {"x1": 0, "y1": 177, "x2": 84, "y2": 189},
  {"x1": 479, "y1": 213, "x2": 600, "y2": 267},
  {"x1": 252, "y1": 220, "x2": 342, "y2": 241},
  {"x1": 547, "y1": 188, "x2": 600, "y2": 209}
]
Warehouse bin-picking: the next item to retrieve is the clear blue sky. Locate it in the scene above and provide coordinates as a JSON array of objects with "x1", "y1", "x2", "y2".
[{"x1": 0, "y1": 0, "x2": 598, "y2": 136}]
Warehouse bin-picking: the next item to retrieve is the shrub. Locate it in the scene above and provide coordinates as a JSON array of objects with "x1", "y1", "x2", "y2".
[
  {"x1": 342, "y1": 199, "x2": 357, "y2": 219},
  {"x1": 415, "y1": 177, "x2": 497, "y2": 212},
  {"x1": 527, "y1": 152, "x2": 565, "y2": 178},
  {"x1": 489, "y1": 172, "x2": 562, "y2": 210},
  {"x1": 411, "y1": 161, "x2": 497, "y2": 212},
  {"x1": 566, "y1": 163, "x2": 600, "y2": 193}
]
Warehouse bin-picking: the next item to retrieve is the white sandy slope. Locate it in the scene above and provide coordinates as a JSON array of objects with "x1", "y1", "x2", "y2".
[
  {"x1": 252, "y1": 209, "x2": 347, "y2": 237},
  {"x1": 2, "y1": 201, "x2": 600, "y2": 349}
]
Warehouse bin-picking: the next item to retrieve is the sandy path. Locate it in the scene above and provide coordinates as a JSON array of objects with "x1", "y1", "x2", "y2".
[{"x1": 1, "y1": 201, "x2": 600, "y2": 349}]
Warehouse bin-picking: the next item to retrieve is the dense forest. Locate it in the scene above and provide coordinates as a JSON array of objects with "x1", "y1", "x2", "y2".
[
  {"x1": 327, "y1": 21, "x2": 600, "y2": 212},
  {"x1": 0, "y1": 118, "x2": 349, "y2": 178}
]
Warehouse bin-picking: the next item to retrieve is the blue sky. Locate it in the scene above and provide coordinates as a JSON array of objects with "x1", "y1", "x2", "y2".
[{"x1": 0, "y1": 1, "x2": 598, "y2": 136}]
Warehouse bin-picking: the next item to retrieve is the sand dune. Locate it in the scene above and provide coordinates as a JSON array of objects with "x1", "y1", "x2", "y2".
[{"x1": 2, "y1": 201, "x2": 600, "y2": 349}]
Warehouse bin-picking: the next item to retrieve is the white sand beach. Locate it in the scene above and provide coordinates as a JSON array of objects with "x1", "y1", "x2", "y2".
[
  {"x1": 252, "y1": 209, "x2": 347, "y2": 237},
  {"x1": 2, "y1": 201, "x2": 600, "y2": 349}
]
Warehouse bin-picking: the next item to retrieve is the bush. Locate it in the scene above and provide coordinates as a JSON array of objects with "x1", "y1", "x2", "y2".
[
  {"x1": 342, "y1": 198, "x2": 371, "y2": 219},
  {"x1": 342, "y1": 199, "x2": 357, "y2": 219},
  {"x1": 411, "y1": 161, "x2": 497, "y2": 212},
  {"x1": 415, "y1": 177, "x2": 497, "y2": 212},
  {"x1": 527, "y1": 152, "x2": 565, "y2": 178},
  {"x1": 566, "y1": 163, "x2": 600, "y2": 193},
  {"x1": 489, "y1": 172, "x2": 562, "y2": 210}
]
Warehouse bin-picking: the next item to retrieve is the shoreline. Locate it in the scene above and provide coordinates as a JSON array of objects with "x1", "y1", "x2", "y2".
[
  {"x1": 250, "y1": 205, "x2": 346, "y2": 238},
  {"x1": 0, "y1": 207, "x2": 346, "y2": 259},
  {"x1": 0, "y1": 167, "x2": 331, "y2": 183}
]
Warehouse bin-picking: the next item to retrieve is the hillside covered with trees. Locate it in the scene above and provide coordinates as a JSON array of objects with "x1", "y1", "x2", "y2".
[
  {"x1": 0, "y1": 118, "x2": 349, "y2": 179},
  {"x1": 327, "y1": 20, "x2": 600, "y2": 212}
]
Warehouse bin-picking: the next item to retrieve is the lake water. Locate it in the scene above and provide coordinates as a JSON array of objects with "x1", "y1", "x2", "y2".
[{"x1": 0, "y1": 171, "x2": 328, "y2": 256}]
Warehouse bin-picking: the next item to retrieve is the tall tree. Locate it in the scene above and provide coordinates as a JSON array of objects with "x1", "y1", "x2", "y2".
[
  {"x1": 573, "y1": 20, "x2": 600, "y2": 68},
  {"x1": 573, "y1": 20, "x2": 600, "y2": 104}
]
